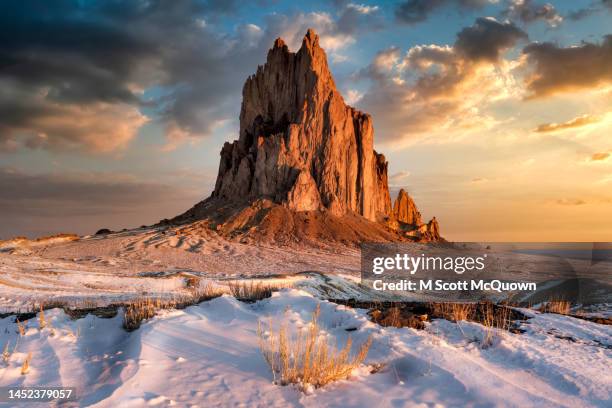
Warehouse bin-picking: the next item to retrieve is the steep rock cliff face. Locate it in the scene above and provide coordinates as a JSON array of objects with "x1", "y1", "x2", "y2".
[{"x1": 212, "y1": 30, "x2": 391, "y2": 221}]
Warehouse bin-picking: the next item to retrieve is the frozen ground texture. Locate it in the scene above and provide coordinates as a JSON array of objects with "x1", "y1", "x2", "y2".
[{"x1": 0, "y1": 289, "x2": 610, "y2": 407}]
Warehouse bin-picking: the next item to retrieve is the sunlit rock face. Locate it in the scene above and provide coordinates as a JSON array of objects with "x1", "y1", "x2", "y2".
[{"x1": 212, "y1": 29, "x2": 391, "y2": 221}]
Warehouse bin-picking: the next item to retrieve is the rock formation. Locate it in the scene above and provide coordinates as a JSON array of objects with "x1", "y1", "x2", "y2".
[
  {"x1": 212, "y1": 29, "x2": 391, "y2": 221},
  {"x1": 177, "y1": 29, "x2": 441, "y2": 243},
  {"x1": 393, "y1": 189, "x2": 422, "y2": 226}
]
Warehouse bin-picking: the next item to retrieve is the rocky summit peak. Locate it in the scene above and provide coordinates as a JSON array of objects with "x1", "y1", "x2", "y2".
[
  {"x1": 273, "y1": 37, "x2": 286, "y2": 49},
  {"x1": 302, "y1": 28, "x2": 320, "y2": 48},
  {"x1": 178, "y1": 30, "x2": 441, "y2": 243}
]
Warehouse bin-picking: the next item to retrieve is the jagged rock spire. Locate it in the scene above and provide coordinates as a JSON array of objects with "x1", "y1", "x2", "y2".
[
  {"x1": 393, "y1": 189, "x2": 422, "y2": 225},
  {"x1": 207, "y1": 29, "x2": 440, "y2": 240},
  {"x1": 212, "y1": 29, "x2": 391, "y2": 221}
]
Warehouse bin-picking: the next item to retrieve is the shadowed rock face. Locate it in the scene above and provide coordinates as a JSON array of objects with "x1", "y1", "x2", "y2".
[{"x1": 212, "y1": 29, "x2": 391, "y2": 221}]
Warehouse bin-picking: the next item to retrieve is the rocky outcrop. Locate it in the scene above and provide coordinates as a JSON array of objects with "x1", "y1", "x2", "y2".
[
  {"x1": 178, "y1": 29, "x2": 441, "y2": 243},
  {"x1": 212, "y1": 29, "x2": 391, "y2": 222},
  {"x1": 393, "y1": 189, "x2": 422, "y2": 225}
]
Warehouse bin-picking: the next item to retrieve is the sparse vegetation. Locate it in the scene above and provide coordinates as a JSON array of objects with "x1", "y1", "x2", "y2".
[
  {"x1": 478, "y1": 302, "x2": 512, "y2": 348},
  {"x1": 191, "y1": 282, "x2": 226, "y2": 303},
  {"x1": 38, "y1": 305, "x2": 46, "y2": 329},
  {"x1": 123, "y1": 298, "x2": 167, "y2": 331},
  {"x1": 184, "y1": 275, "x2": 201, "y2": 290},
  {"x1": 21, "y1": 352, "x2": 32, "y2": 375},
  {"x1": 2, "y1": 342, "x2": 10, "y2": 363},
  {"x1": 330, "y1": 299, "x2": 525, "y2": 336},
  {"x1": 540, "y1": 300, "x2": 571, "y2": 315},
  {"x1": 16, "y1": 319, "x2": 26, "y2": 336},
  {"x1": 228, "y1": 281, "x2": 286, "y2": 302},
  {"x1": 258, "y1": 305, "x2": 372, "y2": 391},
  {"x1": 123, "y1": 283, "x2": 226, "y2": 331},
  {"x1": 430, "y1": 302, "x2": 474, "y2": 322},
  {"x1": 369, "y1": 306, "x2": 426, "y2": 329}
]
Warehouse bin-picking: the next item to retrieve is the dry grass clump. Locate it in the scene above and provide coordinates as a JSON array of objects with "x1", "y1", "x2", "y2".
[
  {"x1": 123, "y1": 298, "x2": 161, "y2": 331},
  {"x1": 190, "y1": 282, "x2": 226, "y2": 303},
  {"x1": 430, "y1": 302, "x2": 474, "y2": 321},
  {"x1": 428, "y1": 302, "x2": 513, "y2": 348},
  {"x1": 369, "y1": 307, "x2": 426, "y2": 330},
  {"x1": 21, "y1": 352, "x2": 32, "y2": 375},
  {"x1": 16, "y1": 319, "x2": 26, "y2": 336},
  {"x1": 2, "y1": 342, "x2": 11, "y2": 363},
  {"x1": 184, "y1": 275, "x2": 201, "y2": 289},
  {"x1": 539, "y1": 300, "x2": 571, "y2": 315},
  {"x1": 38, "y1": 305, "x2": 46, "y2": 329},
  {"x1": 123, "y1": 283, "x2": 226, "y2": 331},
  {"x1": 229, "y1": 281, "x2": 286, "y2": 302},
  {"x1": 479, "y1": 302, "x2": 512, "y2": 348},
  {"x1": 258, "y1": 305, "x2": 372, "y2": 391}
]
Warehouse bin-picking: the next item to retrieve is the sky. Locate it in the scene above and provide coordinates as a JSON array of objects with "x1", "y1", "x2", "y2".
[{"x1": 0, "y1": 0, "x2": 611, "y2": 241}]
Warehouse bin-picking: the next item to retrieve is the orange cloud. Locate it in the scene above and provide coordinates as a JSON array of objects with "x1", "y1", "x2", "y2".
[
  {"x1": 534, "y1": 114, "x2": 600, "y2": 133},
  {"x1": 590, "y1": 152, "x2": 610, "y2": 161},
  {"x1": 556, "y1": 198, "x2": 587, "y2": 206},
  {"x1": 471, "y1": 177, "x2": 488, "y2": 183}
]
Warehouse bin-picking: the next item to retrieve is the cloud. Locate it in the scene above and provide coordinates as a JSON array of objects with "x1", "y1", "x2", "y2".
[
  {"x1": 389, "y1": 171, "x2": 411, "y2": 186},
  {"x1": 471, "y1": 177, "x2": 488, "y2": 183},
  {"x1": 534, "y1": 114, "x2": 601, "y2": 133},
  {"x1": 567, "y1": 0, "x2": 612, "y2": 21},
  {"x1": 0, "y1": 1, "x2": 255, "y2": 152},
  {"x1": 1, "y1": 1, "x2": 383, "y2": 153},
  {"x1": 523, "y1": 35, "x2": 612, "y2": 98},
  {"x1": 265, "y1": 3, "x2": 384, "y2": 54},
  {"x1": 356, "y1": 18, "x2": 526, "y2": 143},
  {"x1": 590, "y1": 152, "x2": 610, "y2": 161},
  {"x1": 0, "y1": 82, "x2": 148, "y2": 153},
  {"x1": 344, "y1": 89, "x2": 364, "y2": 105},
  {"x1": 395, "y1": 0, "x2": 493, "y2": 24},
  {"x1": 455, "y1": 17, "x2": 528, "y2": 63},
  {"x1": 555, "y1": 198, "x2": 587, "y2": 206},
  {"x1": 503, "y1": 0, "x2": 563, "y2": 27},
  {"x1": 0, "y1": 167, "x2": 202, "y2": 238}
]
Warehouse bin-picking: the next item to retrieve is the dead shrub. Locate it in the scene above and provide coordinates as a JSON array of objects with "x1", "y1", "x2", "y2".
[{"x1": 258, "y1": 305, "x2": 372, "y2": 391}]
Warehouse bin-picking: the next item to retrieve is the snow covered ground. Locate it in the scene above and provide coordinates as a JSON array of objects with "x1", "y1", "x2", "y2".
[
  {"x1": 0, "y1": 227, "x2": 362, "y2": 312},
  {"x1": 1, "y1": 289, "x2": 610, "y2": 407},
  {"x1": 1, "y1": 230, "x2": 610, "y2": 407}
]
